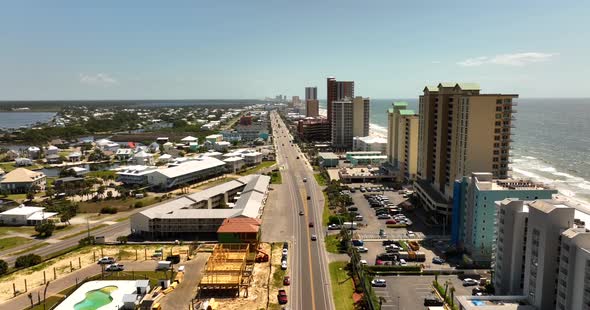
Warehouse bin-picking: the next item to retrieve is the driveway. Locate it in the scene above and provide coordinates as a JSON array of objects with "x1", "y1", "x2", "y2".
[{"x1": 159, "y1": 253, "x2": 210, "y2": 309}]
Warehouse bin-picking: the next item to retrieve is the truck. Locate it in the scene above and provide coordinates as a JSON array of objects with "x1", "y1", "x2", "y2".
[
  {"x1": 351, "y1": 239, "x2": 364, "y2": 247},
  {"x1": 342, "y1": 222, "x2": 358, "y2": 230},
  {"x1": 408, "y1": 241, "x2": 420, "y2": 251}
]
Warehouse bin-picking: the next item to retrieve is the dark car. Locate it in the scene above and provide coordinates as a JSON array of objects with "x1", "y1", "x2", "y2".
[
  {"x1": 307, "y1": 196, "x2": 311, "y2": 200},
  {"x1": 283, "y1": 242, "x2": 289, "y2": 250},
  {"x1": 424, "y1": 297, "x2": 444, "y2": 306},
  {"x1": 299, "y1": 210, "x2": 304, "y2": 216},
  {"x1": 166, "y1": 255, "x2": 181, "y2": 264},
  {"x1": 309, "y1": 222, "x2": 314, "y2": 227},
  {"x1": 348, "y1": 207, "x2": 358, "y2": 211},
  {"x1": 382, "y1": 240, "x2": 396, "y2": 246},
  {"x1": 283, "y1": 276, "x2": 290, "y2": 286},
  {"x1": 277, "y1": 289, "x2": 288, "y2": 304}
]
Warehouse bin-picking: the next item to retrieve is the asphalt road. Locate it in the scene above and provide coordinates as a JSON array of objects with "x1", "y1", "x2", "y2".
[
  {"x1": 1, "y1": 221, "x2": 130, "y2": 266},
  {"x1": 271, "y1": 111, "x2": 333, "y2": 310}
]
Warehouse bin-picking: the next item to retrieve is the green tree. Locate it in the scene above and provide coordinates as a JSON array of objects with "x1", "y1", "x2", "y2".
[
  {"x1": 35, "y1": 221, "x2": 56, "y2": 237},
  {"x1": 0, "y1": 259, "x2": 8, "y2": 275},
  {"x1": 106, "y1": 190, "x2": 113, "y2": 199},
  {"x1": 116, "y1": 235, "x2": 128, "y2": 244},
  {"x1": 14, "y1": 254, "x2": 42, "y2": 268},
  {"x1": 26, "y1": 190, "x2": 35, "y2": 201},
  {"x1": 45, "y1": 185, "x2": 55, "y2": 199}
]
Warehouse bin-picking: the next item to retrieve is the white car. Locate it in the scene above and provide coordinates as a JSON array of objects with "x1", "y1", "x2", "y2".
[
  {"x1": 97, "y1": 257, "x2": 116, "y2": 265},
  {"x1": 463, "y1": 278, "x2": 479, "y2": 286},
  {"x1": 281, "y1": 260, "x2": 288, "y2": 270},
  {"x1": 371, "y1": 279, "x2": 387, "y2": 287},
  {"x1": 360, "y1": 259, "x2": 368, "y2": 265},
  {"x1": 407, "y1": 231, "x2": 416, "y2": 237},
  {"x1": 356, "y1": 246, "x2": 369, "y2": 253},
  {"x1": 377, "y1": 214, "x2": 392, "y2": 220},
  {"x1": 282, "y1": 248, "x2": 288, "y2": 255},
  {"x1": 399, "y1": 259, "x2": 407, "y2": 266}
]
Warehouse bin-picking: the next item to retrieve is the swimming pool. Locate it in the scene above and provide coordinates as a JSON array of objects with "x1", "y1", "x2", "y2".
[
  {"x1": 74, "y1": 286, "x2": 117, "y2": 310},
  {"x1": 471, "y1": 299, "x2": 486, "y2": 306}
]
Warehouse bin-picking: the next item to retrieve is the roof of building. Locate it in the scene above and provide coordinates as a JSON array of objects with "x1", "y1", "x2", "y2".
[
  {"x1": 0, "y1": 205, "x2": 44, "y2": 216},
  {"x1": 318, "y1": 152, "x2": 339, "y2": 160},
  {"x1": 181, "y1": 136, "x2": 198, "y2": 142},
  {"x1": 399, "y1": 109, "x2": 416, "y2": 116},
  {"x1": 153, "y1": 157, "x2": 225, "y2": 179},
  {"x1": 354, "y1": 136, "x2": 387, "y2": 144},
  {"x1": 393, "y1": 101, "x2": 408, "y2": 107},
  {"x1": 26, "y1": 211, "x2": 58, "y2": 221},
  {"x1": 134, "y1": 151, "x2": 152, "y2": 158},
  {"x1": 217, "y1": 217, "x2": 261, "y2": 233},
  {"x1": 0, "y1": 168, "x2": 45, "y2": 184},
  {"x1": 223, "y1": 157, "x2": 244, "y2": 163},
  {"x1": 456, "y1": 83, "x2": 480, "y2": 90}
]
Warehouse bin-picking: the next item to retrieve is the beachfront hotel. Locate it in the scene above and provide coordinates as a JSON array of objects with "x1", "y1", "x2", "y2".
[
  {"x1": 386, "y1": 101, "x2": 419, "y2": 181},
  {"x1": 414, "y1": 83, "x2": 518, "y2": 222},
  {"x1": 331, "y1": 96, "x2": 370, "y2": 150}
]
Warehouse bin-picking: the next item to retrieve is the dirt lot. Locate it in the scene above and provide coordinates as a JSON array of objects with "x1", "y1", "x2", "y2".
[
  {"x1": 214, "y1": 242, "x2": 272, "y2": 310},
  {"x1": 0, "y1": 244, "x2": 191, "y2": 302}
]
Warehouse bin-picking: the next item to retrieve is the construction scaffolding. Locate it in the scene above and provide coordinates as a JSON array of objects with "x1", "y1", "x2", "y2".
[{"x1": 198, "y1": 243, "x2": 255, "y2": 297}]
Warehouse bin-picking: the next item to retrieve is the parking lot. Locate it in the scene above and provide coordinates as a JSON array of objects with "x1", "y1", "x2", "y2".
[
  {"x1": 372, "y1": 275, "x2": 473, "y2": 310},
  {"x1": 347, "y1": 188, "x2": 451, "y2": 268}
]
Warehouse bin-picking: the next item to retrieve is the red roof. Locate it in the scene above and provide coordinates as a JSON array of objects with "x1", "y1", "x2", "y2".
[{"x1": 217, "y1": 217, "x2": 261, "y2": 233}]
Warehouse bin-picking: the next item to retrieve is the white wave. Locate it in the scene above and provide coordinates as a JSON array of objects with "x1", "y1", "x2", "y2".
[
  {"x1": 577, "y1": 182, "x2": 590, "y2": 190},
  {"x1": 523, "y1": 156, "x2": 537, "y2": 160},
  {"x1": 537, "y1": 166, "x2": 557, "y2": 173}
]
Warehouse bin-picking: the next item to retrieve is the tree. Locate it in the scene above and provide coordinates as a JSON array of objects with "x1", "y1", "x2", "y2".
[
  {"x1": 106, "y1": 191, "x2": 113, "y2": 199},
  {"x1": 26, "y1": 190, "x2": 35, "y2": 201},
  {"x1": 60, "y1": 212, "x2": 73, "y2": 225},
  {"x1": 0, "y1": 259, "x2": 8, "y2": 275},
  {"x1": 116, "y1": 235, "x2": 128, "y2": 244},
  {"x1": 96, "y1": 185, "x2": 106, "y2": 199},
  {"x1": 14, "y1": 254, "x2": 42, "y2": 268},
  {"x1": 35, "y1": 221, "x2": 56, "y2": 238},
  {"x1": 45, "y1": 185, "x2": 55, "y2": 199}
]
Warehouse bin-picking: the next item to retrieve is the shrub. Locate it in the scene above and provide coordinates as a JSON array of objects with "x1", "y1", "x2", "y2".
[
  {"x1": 100, "y1": 206, "x2": 118, "y2": 214},
  {"x1": 35, "y1": 221, "x2": 56, "y2": 238},
  {"x1": 15, "y1": 254, "x2": 42, "y2": 268},
  {"x1": 79, "y1": 236, "x2": 95, "y2": 246},
  {"x1": 0, "y1": 259, "x2": 8, "y2": 275},
  {"x1": 134, "y1": 201, "x2": 144, "y2": 208}
]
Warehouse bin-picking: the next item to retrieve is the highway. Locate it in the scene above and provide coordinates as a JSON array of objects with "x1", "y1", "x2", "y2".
[{"x1": 271, "y1": 111, "x2": 334, "y2": 310}]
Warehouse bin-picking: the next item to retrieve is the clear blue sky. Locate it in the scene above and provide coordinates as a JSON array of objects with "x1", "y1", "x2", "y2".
[{"x1": 1, "y1": 1, "x2": 588, "y2": 100}]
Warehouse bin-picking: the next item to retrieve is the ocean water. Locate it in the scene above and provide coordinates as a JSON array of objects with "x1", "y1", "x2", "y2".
[
  {"x1": 0, "y1": 112, "x2": 56, "y2": 129},
  {"x1": 320, "y1": 98, "x2": 590, "y2": 204}
]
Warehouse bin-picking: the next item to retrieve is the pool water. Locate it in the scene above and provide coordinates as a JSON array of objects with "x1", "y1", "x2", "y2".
[
  {"x1": 471, "y1": 299, "x2": 486, "y2": 306},
  {"x1": 74, "y1": 286, "x2": 118, "y2": 310}
]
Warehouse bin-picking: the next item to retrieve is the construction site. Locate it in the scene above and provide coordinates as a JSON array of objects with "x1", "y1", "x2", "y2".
[{"x1": 196, "y1": 242, "x2": 272, "y2": 309}]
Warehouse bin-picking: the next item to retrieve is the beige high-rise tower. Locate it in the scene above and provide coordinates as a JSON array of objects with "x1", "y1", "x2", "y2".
[
  {"x1": 352, "y1": 96, "x2": 370, "y2": 138},
  {"x1": 414, "y1": 83, "x2": 517, "y2": 219},
  {"x1": 387, "y1": 102, "x2": 419, "y2": 181}
]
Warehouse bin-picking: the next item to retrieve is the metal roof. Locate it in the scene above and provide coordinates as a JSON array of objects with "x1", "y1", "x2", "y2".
[{"x1": 153, "y1": 157, "x2": 225, "y2": 179}]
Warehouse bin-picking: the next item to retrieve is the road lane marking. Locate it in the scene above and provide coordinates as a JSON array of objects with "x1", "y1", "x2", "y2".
[{"x1": 301, "y1": 184, "x2": 317, "y2": 310}]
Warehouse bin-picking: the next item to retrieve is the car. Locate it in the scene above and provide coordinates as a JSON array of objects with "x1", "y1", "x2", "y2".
[
  {"x1": 347, "y1": 207, "x2": 358, "y2": 211},
  {"x1": 299, "y1": 210, "x2": 304, "y2": 216},
  {"x1": 328, "y1": 224, "x2": 340, "y2": 230},
  {"x1": 385, "y1": 220, "x2": 397, "y2": 225},
  {"x1": 382, "y1": 240, "x2": 395, "y2": 246},
  {"x1": 371, "y1": 279, "x2": 387, "y2": 287},
  {"x1": 303, "y1": 177, "x2": 306, "y2": 182},
  {"x1": 97, "y1": 257, "x2": 116, "y2": 264},
  {"x1": 356, "y1": 247, "x2": 369, "y2": 253},
  {"x1": 296, "y1": 156, "x2": 300, "y2": 159},
  {"x1": 311, "y1": 234, "x2": 317, "y2": 241},
  {"x1": 463, "y1": 278, "x2": 479, "y2": 286},
  {"x1": 277, "y1": 289, "x2": 288, "y2": 304},
  {"x1": 307, "y1": 195, "x2": 311, "y2": 200},
  {"x1": 432, "y1": 257, "x2": 445, "y2": 264},
  {"x1": 424, "y1": 297, "x2": 444, "y2": 306},
  {"x1": 283, "y1": 276, "x2": 291, "y2": 286},
  {"x1": 360, "y1": 259, "x2": 368, "y2": 265},
  {"x1": 282, "y1": 248, "x2": 288, "y2": 255},
  {"x1": 105, "y1": 263, "x2": 124, "y2": 271},
  {"x1": 354, "y1": 215, "x2": 363, "y2": 221},
  {"x1": 309, "y1": 222, "x2": 314, "y2": 227},
  {"x1": 472, "y1": 287, "x2": 486, "y2": 296},
  {"x1": 399, "y1": 259, "x2": 407, "y2": 266},
  {"x1": 283, "y1": 242, "x2": 289, "y2": 250},
  {"x1": 407, "y1": 231, "x2": 416, "y2": 237},
  {"x1": 281, "y1": 260, "x2": 288, "y2": 270},
  {"x1": 377, "y1": 214, "x2": 392, "y2": 219}
]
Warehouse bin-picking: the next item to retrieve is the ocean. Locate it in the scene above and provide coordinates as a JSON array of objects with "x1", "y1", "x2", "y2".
[
  {"x1": 320, "y1": 98, "x2": 590, "y2": 204},
  {"x1": 0, "y1": 112, "x2": 56, "y2": 129}
]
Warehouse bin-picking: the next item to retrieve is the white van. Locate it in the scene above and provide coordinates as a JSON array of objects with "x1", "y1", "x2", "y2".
[{"x1": 354, "y1": 215, "x2": 364, "y2": 221}]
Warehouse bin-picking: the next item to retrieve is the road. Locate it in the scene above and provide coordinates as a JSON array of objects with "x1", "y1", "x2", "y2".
[
  {"x1": 0, "y1": 221, "x2": 130, "y2": 266},
  {"x1": 270, "y1": 111, "x2": 334, "y2": 310}
]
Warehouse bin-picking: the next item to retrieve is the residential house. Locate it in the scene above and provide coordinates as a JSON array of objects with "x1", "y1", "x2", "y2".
[{"x1": 0, "y1": 168, "x2": 46, "y2": 193}]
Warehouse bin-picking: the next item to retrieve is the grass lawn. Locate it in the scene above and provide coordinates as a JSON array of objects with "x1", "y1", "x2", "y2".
[
  {"x1": 3, "y1": 193, "x2": 28, "y2": 201},
  {"x1": 238, "y1": 161, "x2": 276, "y2": 176},
  {"x1": 0, "y1": 226, "x2": 37, "y2": 237},
  {"x1": 314, "y1": 172, "x2": 328, "y2": 186},
  {"x1": 0, "y1": 236, "x2": 32, "y2": 251},
  {"x1": 270, "y1": 170, "x2": 282, "y2": 184},
  {"x1": 329, "y1": 261, "x2": 355, "y2": 310},
  {"x1": 322, "y1": 192, "x2": 330, "y2": 227},
  {"x1": 77, "y1": 196, "x2": 158, "y2": 213},
  {"x1": 0, "y1": 162, "x2": 43, "y2": 172},
  {"x1": 325, "y1": 234, "x2": 342, "y2": 254}
]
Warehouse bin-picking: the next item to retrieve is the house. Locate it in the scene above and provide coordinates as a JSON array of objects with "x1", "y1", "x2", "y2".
[
  {"x1": 45, "y1": 154, "x2": 62, "y2": 164},
  {"x1": 189, "y1": 142, "x2": 199, "y2": 152},
  {"x1": 146, "y1": 157, "x2": 226, "y2": 190},
  {"x1": 180, "y1": 136, "x2": 198, "y2": 145},
  {"x1": 68, "y1": 152, "x2": 82, "y2": 162},
  {"x1": 158, "y1": 154, "x2": 173, "y2": 163},
  {"x1": 156, "y1": 137, "x2": 169, "y2": 144},
  {"x1": 223, "y1": 157, "x2": 245, "y2": 173},
  {"x1": 4, "y1": 150, "x2": 19, "y2": 160},
  {"x1": 205, "y1": 134, "x2": 223, "y2": 144},
  {"x1": 69, "y1": 166, "x2": 89, "y2": 176},
  {"x1": 116, "y1": 148, "x2": 134, "y2": 161},
  {"x1": 148, "y1": 142, "x2": 160, "y2": 153},
  {"x1": 221, "y1": 130, "x2": 242, "y2": 142},
  {"x1": 133, "y1": 151, "x2": 154, "y2": 166},
  {"x1": 46, "y1": 145, "x2": 59, "y2": 156},
  {"x1": 15, "y1": 157, "x2": 33, "y2": 166},
  {"x1": 162, "y1": 142, "x2": 175, "y2": 152},
  {"x1": 0, "y1": 205, "x2": 58, "y2": 226},
  {"x1": 0, "y1": 168, "x2": 46, "y2": 193},
  {"x1": 217, "y1": 218, "x2": 262, "y2": 243},
  {"x1": 27, "y1": 146, "x2": 41, "y2": 159},
  {"x1": 214, "y1": 141, "x2": 231, "y2": 152}
]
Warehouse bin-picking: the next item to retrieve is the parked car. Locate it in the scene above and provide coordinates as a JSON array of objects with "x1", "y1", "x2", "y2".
[
  {"x1": 385, "y1": 220, "x2": 397, "y2": 225},
  {"x1": 97, "y1": 257, "x2": 116, "y2": 264},
  {"x1": 328, "y1": 224, "x2": 340, "y2": 230},
  {"x1": 371, "y1": 279, "x2": 387, "y2": 287},
  {"x1": 105, "y1": 263, "x2": 124, "y2": 271},
  {"x1": 283, "y1": 242, "x2": 289, "y2": 250},
  {"x1": 360, "y1": 259, "x2": 368, "y2": 265},
  {"x1": 463, "y1": 278, "x2": 479, "y2": 286},
  {"x1": 303, "y1": 177, "x2": 307, "y2": 182},
  {"x1": 277, "y1": 289, "x2": 288, "y2": 304},
  {"x1": 424, "y1": 296, "x2": 444, "y2": 306},
  {"x1": 281, "y1": 261, "x2": 288, "y2": 270},
  {"x1": 282, "y1": 248, "x2": 288, "y2": 255},
  {"x1": 356, "y1": 247, "x2": 369, "y2": 253},
  {"x1": 399, "y1": 259, "x2": 407, "y2": 266},
  {"x1": 309, "y1": 222, "x2": 314, "y2": 227},
  {"x1": 348, "y1": 207, "x2": 358, "y2": 211},
  {"x1": 407, "y1": 231, "x2": 416, "y2": 237},
  {"x1": 382, "y1": 240, "x2": 396, "y2": 246},
  {"x1": 283, "y1": 276, "x2": 290, "y2": 286},
  {"x1": 432, "y1": 257, "x2": 445, "y2": 264},
  {"x1": 311, "y1": 234, "x2": 317, "y2": 241},
  {"x1": 377, "y1": 214, "x2": 392, "y2": 219}
]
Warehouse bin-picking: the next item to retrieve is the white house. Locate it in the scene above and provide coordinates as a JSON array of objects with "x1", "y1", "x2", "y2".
[
  {"x1": 68, "y1": 152, "x2": 82, "y2": 162},
  {"x1": 133, "y1": 151, "x2": 154, "y2": 166},
  {"x1": 214, "y1": 141, "x2": 231, "y2": 152},
  {"x1": 180, "y1": 136, "x2": 198, "y2": 145},
  {"x1": 15, "y1": 157, "x2": 33, "y2": 166},
  {"x1": 27, "y1": 146, "x2": 41, "y2": 159},
  {"x1": 0, "y1": 205, "x2": 58, "y2": 226},
  {"x1": 46, "y1": 145, "x2": 59, "y2": 156},
  {"x1": 223, "y1": 157, "x2": 245, "y2": 173},
  {"x1": 158, "y1": 154, "x2": 173, "y2": 163},
  {"x1": 116, "y1": 148, "x2": 134, "y2": 161}
]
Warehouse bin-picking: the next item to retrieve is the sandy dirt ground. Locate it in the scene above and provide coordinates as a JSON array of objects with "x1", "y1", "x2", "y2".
[
  {"x1": 213, "y1": 242, "x2": 272, "y2": 310},
  {"x1": 0, "y1": 244, "x2": 191, "y2": 302}
]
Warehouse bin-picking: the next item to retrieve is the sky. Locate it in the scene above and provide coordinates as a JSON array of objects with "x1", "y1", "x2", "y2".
[{"x1": 0, "y1": 0, "x2": 589, "y2": 100}]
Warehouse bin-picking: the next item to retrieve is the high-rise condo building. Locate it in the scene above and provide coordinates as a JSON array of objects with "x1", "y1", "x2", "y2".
[
  {"x1": 493, "y1": 199, "x2": 590, "y2": 310},
  {"x1": 331, "y1": 96, "x2": 368, "y2": 150},
  {"x1": 305, "y1": 86, "x2": 317, "y2": 100},
  {"x1": 387, "y1": 102, "x2": 419, "y2": 181},
  {"x1": 327, "y1": 76, "x2": 354, "y2": 123},
  {"x1": 452, "y1": 172, "x2": 556, "y2": 264},
  {"x1": 306, "y1": 99, "x2": 319, "y2": 117},
  {"x1": 414, "y1": 83, "x2": 518, "y2": 222}
]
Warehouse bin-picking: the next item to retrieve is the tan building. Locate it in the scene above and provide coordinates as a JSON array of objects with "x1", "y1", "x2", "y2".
[
  {"x1": 387, "y1": 102, "x2": 419, "y2": 181},
  {"x1": 0, "y1": 168, "x2": 46, "y2": 194},
  {"x1": 306, "y1": 99, "x2": 319, "y2": 117},
  {"x1": 415, "y1": 83, "x2": 517, "y2": 219},
  {"x1": 352, "y1": 96, "x2": 370, "y2": 138}
]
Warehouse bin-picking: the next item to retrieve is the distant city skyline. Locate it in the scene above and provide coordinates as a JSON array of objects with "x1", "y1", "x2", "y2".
[{"x1": 1, "y1": 1, "x2": 589, "y2": 100}]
